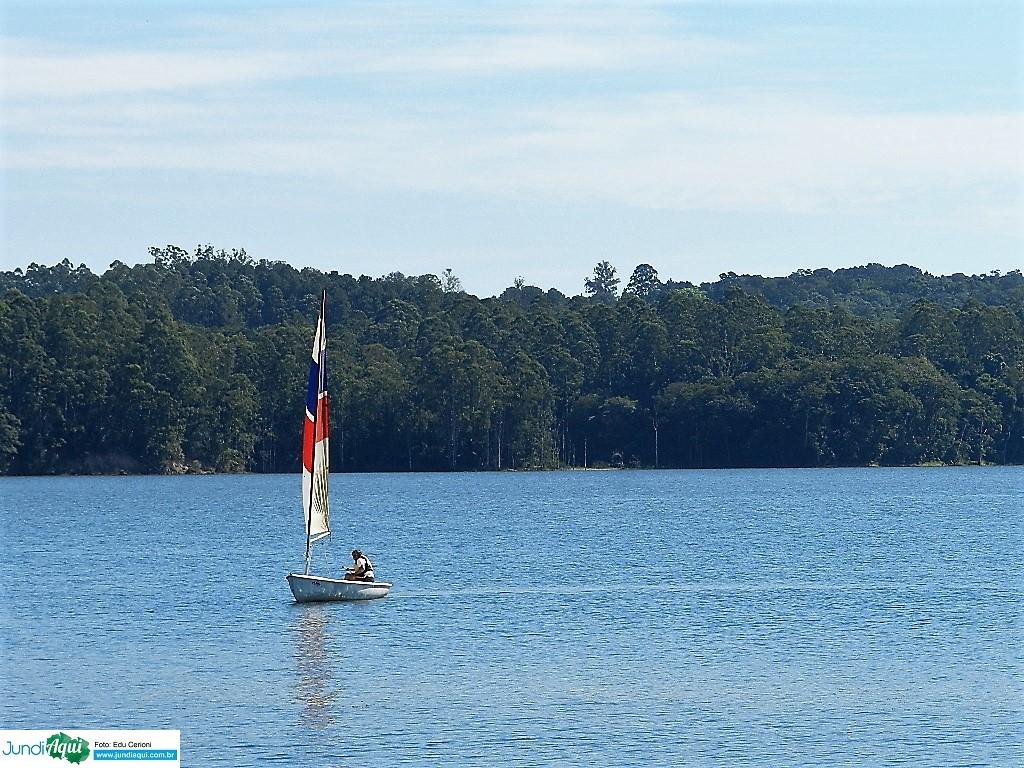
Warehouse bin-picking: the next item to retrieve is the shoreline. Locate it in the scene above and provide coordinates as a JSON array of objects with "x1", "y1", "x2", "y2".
[{"x1": 1, "y1": 462, "x2": 1014, "y2": 478}]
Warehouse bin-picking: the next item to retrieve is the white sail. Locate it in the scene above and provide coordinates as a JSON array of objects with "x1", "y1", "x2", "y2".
[{"x1": 302, "y1": 440, "x2": 330, "y2": 541}]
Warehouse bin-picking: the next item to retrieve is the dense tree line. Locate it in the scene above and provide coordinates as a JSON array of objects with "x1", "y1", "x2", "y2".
[{"x1": 1, "y1": 247, "x2": 1021, "y2": 474}]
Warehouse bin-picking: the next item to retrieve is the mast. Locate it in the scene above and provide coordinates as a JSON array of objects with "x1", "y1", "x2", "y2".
[{"x1": 303, "y1": 290, "x2": 328, "y2": 575}]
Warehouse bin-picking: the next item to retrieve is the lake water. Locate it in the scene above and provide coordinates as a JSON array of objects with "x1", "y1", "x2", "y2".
[{"x1": 1, "y1": 468, "x2": 1022, "y2": 766}]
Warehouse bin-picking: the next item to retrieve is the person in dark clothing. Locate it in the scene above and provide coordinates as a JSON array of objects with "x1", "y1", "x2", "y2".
[{"x1": 344, "y1": 549, "x2": 374, "y2": 582}]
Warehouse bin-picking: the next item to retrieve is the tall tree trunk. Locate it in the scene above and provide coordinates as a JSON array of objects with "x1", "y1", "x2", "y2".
[
  {"x1": 653, "y1": 410, "x2": 659, "y2": 469},
  {"x1": 497, "y1": 415, "x2": 503, "y2": 470}
]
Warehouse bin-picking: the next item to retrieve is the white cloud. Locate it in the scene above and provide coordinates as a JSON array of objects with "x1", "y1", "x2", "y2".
[
  {"x1": 2, "y1": 3, "x2": 1020, "y2": 238},
  {"x1": 1, "y1": 46, "x2": 296, "y2": 98},
  {"x1": 8, "y1": 89, "x2": 1020, "y2": 235},
  {"x1": 1, "y1": 3, "x2": 729, "y2": 96}
]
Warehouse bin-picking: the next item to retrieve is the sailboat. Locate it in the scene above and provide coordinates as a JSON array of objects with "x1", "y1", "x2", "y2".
[{"x1": 286, "y1": 291, "x2": 391, "y2": 602}]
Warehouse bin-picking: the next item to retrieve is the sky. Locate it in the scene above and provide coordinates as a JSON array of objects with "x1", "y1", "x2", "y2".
[{"x1": 1, "y1": 0, "x2": 1022, "y2": 297}]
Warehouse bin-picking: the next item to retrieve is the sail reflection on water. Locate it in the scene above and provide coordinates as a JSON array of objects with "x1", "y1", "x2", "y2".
[{"x1": 292, "y1": 605, "x2": 339, "y2": 728}]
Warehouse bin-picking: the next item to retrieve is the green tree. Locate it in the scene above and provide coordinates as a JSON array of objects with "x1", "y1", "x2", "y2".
[
  {"x1": 417, "y1": 339, "x2": 503, "y2": 469},
  {"x1": 499, "y1": 350, "x2": 553, "y2": 468},
  {"x1": 0, "y1": 407, "x2": 19, "y2": 472},
  {"x1": 584, "y1": 261, "x2": 620, "y2": 304},
  {"x1": 898, "y1": 301, "x2": 965, "y2": 376},
  {"x1": 0, "y1": 290, "x2": 63, "y2": 472},
  {"x1": 441, "y1": 268, "x2": 463, "y2": 294},
  {"x1": 624, "y1": 263, "x2": 661, "y2": 299},
  {"x1": 657, "y1": 379, "x2": 753, "y2": 467}
]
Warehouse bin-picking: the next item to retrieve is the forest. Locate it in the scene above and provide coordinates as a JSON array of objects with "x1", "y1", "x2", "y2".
[{"x1": 1, "y1": 246, "x2": 1022, "y2": 474}]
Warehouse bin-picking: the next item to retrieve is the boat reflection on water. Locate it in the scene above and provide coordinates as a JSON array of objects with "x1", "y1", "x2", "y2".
[{"x1": 292, "y1": 605, "x2": 340, "y2": 728}]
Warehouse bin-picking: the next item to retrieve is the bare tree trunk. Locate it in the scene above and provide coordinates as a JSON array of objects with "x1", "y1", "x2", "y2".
[
  {"x1": 653, "y1": 411, "x2": 659, "y2": 469},
  {"x1": 497, "y1": 416, "x2": 503, "y2": 470},
  {"x1": 978, "y1": 418, "x2": 986, "y2": 465}
]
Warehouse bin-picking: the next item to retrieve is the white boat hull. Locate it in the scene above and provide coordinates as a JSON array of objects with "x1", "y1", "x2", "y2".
[{"x1": 287, "y1": 573, "x2": 391, "y2": 602}]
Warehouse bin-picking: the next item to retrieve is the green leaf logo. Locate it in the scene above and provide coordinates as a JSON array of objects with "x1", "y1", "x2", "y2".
[{"x1": 45, "y1": 732, "x2": 90, "y2": 764}]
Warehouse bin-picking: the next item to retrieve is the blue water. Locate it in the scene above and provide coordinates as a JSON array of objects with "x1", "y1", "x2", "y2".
[{"x1": 1, "y1": 468, "x2": 1021, "y2": 766}]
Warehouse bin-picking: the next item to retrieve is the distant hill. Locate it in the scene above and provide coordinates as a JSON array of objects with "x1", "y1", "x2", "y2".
[{"x1": 700, "y1": 264, "x2": 1024, "y2": 318}]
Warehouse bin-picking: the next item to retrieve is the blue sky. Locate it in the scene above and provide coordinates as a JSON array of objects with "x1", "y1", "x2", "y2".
[{"x1": 2, "y1": 1, "x2": 1021, "y2": 296}]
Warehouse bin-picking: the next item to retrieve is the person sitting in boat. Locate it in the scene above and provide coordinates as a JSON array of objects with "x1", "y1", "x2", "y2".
[{"x1": 344, "y1": 549, "x2": 374, "y2": 582}]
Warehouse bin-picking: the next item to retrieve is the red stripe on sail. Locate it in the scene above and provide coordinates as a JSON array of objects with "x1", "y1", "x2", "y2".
[
  {"x1": 317, "y1": 394, "x2": 329, "y2": 442},
  {"x1": 302, "y1": 394, "x2": 329, "y2": 472},
  {"x1": 302, "y1": 414, "x2": 315, "y2": 472}
]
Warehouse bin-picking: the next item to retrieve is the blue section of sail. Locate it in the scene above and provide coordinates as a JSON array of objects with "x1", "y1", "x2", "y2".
[{"x1": 305, "y1": 359, "x2": 320, "y2": 416}]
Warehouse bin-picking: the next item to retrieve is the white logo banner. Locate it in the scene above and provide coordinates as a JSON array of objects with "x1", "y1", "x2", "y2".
[{"x1": 0, "y1": 730, "x2": 179, "y2": 767}]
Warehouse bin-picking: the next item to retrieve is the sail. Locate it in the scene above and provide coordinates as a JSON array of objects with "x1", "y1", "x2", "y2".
[{"x1": 302, "y1": 293, "x2": 330, "y2": 542}]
